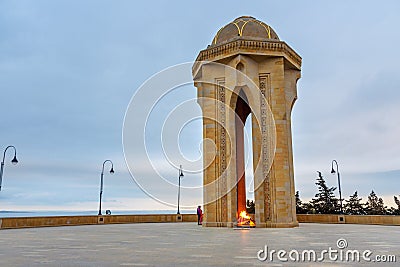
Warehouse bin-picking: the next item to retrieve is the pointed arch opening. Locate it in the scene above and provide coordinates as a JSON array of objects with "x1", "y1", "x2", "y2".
[{"x1": 234, "y1": 89, "x2": 254, "y2": 221}]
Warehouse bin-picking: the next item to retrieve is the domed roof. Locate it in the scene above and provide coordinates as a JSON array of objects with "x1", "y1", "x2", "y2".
[{"x1": 211, "y1": 16, "x2": 279, "y2": 46}]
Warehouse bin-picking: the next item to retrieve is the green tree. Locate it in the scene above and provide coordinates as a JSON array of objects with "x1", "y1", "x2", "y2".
[
  {"x1": 344, "y1": 191, "x2": 366, "y2": 215},
  {"x1": 302, "y1": 202, "x2": 315, "y2": 214},
  {"x1": 391, "y1": 195, "x2": 400, "y2": 215},
  {"x1": 295, "y1": 191, "x2": 308, "y2": 214},
  {"x1": 395, "y1": 195, "x2": 400, "y2": 208},
  {"x1": 246, "y1": 200, "x2": 255, "y2": 214},
  {"x1": 311, "y1": 171, "x2": 340, "y2": 214},
  {"x1": 365, "y1": 191, "x2": 388, "y2": 215}
]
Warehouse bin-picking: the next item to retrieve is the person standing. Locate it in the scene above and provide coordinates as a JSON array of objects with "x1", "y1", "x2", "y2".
[{"x1": 196, "y1": 206, "x2": 203, "y2": 225}]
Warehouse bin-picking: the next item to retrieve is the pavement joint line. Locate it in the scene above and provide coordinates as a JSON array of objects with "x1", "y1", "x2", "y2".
[
  {"x1": 120, "y1": 264, "x2": 149, "y2": 266},
  {"x1": 234, "y1": 256, "x2": 257, "y2": 259}
]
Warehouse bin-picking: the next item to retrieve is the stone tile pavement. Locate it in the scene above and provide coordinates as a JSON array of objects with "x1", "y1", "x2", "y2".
[{"x1": 0, "y1": 223, "x2": 398, "y2": 266}]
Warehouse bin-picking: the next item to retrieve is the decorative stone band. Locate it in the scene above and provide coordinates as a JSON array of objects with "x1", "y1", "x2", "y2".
[
  {"x1": 259, "y1": 74, "x2": 271, "y2": 221},
  {"x1": 193, "y1": 39, "x2": 302, "y2": 73},
  {"x1": 216, "y1": 78, "x2": 227, "y2": 224}
]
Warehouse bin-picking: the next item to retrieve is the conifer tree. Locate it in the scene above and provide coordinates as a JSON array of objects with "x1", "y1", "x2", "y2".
[
  {"x1": 246, "y1": 200, "x2": 255, "y2": 214},
  {"x1": 395, "y1": 195, "x2": 400, "y2": 209},
  {"x1": 295, "y1": 191, "x2": 307, "y2": 214},
  {"x1": 344, "y1": 191, "x2": 366, "y2": 215},
  {"x1": 311, "y1": 171, "x2": 339, "y2": 214},
  {"x1": 365, "y1": 190, "x2": 388, "y2": 215},
  {"x1": 391, "y1": 195, "x2": 400, "y2": 215}
]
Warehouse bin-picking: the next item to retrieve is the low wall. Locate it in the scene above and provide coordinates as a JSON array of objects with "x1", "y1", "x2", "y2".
[
  {"x1": 297, "y1": 214, "x2": 400, "y2": 226},
  {"x1": 1, "y1": 214, "x2": 398, "y2": 230},
  {"x1": 0, "y1": 214, "x2": 197, "y2": 230}
]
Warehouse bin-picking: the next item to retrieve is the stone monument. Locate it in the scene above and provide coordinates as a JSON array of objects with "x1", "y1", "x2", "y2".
[{"x1": 192, "y1": 16, "x2": 301, "y2": 227}]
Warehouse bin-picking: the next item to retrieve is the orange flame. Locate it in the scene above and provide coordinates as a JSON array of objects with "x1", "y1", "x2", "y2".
[
  {"x1": 239, "y1": 211, "x2": 250, "y2": 219},
  {"x1": 237, "y1": 210, "x2": 255, "y2": 227}
]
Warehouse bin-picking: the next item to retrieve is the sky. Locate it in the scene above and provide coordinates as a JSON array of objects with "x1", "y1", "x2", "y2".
[{"x1": 0, "y1": 0, "x2": 399, "y2": 212}]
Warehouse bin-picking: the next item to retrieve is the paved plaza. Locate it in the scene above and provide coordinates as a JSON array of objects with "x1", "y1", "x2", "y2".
[{"x1": 0, "y1": 223, "x2": 398, "y2": 266}]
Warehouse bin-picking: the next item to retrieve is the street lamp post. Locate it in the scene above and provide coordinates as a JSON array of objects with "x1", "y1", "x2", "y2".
[
  {"x1": 0, "y1": 145, "x2": 18, "y2": 191},
  {"x1": 331, "y1": 159, "x2": 343, "y2": 214},
  {"x1": 98, "y1": 160, "x2": 114, "y2": 215},
  {"x1": 177, "y1": 165, "x2": 184, "y2": 215}
]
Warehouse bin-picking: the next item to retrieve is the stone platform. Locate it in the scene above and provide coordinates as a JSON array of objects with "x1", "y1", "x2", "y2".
[{"x1": 0, "y1": 223, "x2": 398, "y2": 266}]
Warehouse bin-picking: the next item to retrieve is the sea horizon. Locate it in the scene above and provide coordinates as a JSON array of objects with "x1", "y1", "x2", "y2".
[{"x1": 0, "y1": 209, "x2": 195, "y2": 218}]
